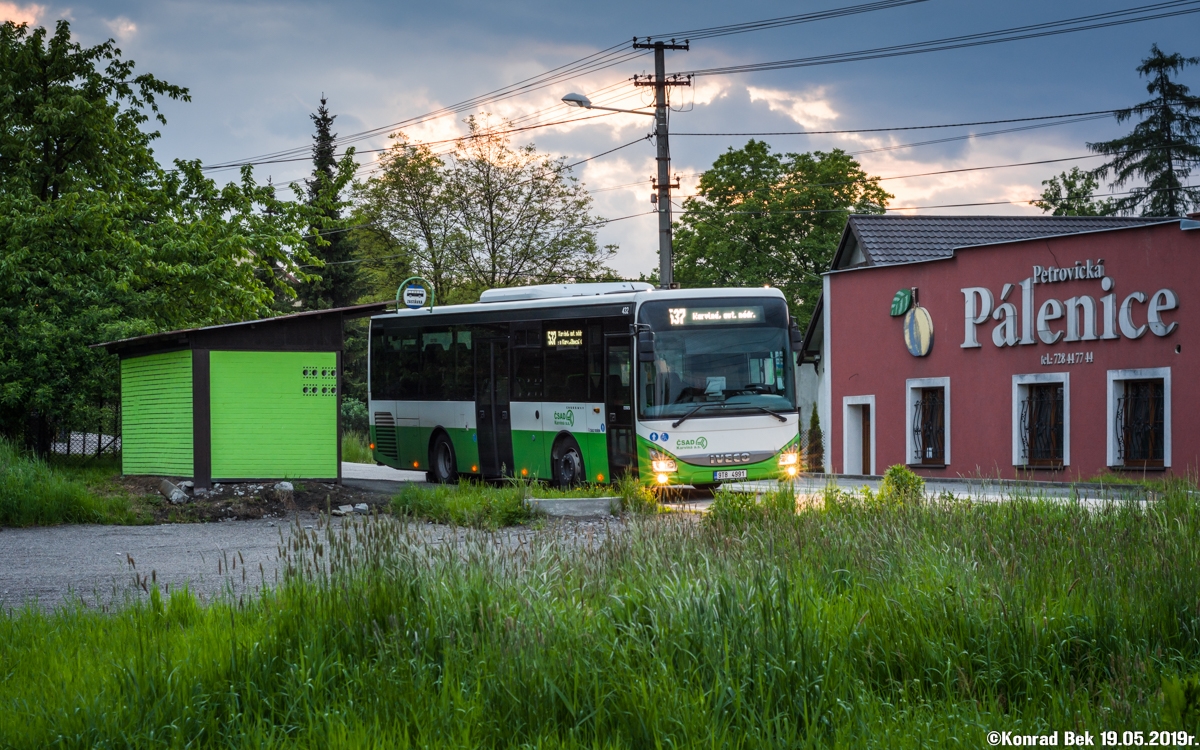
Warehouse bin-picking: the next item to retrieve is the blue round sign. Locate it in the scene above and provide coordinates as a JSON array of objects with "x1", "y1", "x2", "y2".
[
  {"x1": 649, "y1": 432, "x2": 659, "y2": 441},
  {"x1": 659, "y1": 432, "x2": 669, "y2": 442}
]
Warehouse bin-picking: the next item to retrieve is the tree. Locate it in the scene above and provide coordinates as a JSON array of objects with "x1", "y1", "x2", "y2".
[
  {"x1": 672, "y1": 140, "x2": 891, "y2": 330},
  {"x1": 1032, "y1": 167, "x2": 1115, "y2": 216},
  {"x1": 355, "y1": 116, "x2": 615, "y2": 304},
  {"x1": 354, "y1": 138, "x2": 457, "y2": 303},
  {"x1": 447, "y1": 116, "x2": 615, "y2": 294},
  {"x1": 0, "y1": 20, "x2": 326, "y2": 445},
  {"x1": 1088, "y1": 44, "x2": 1200, "y2": 217},
  {"x1": 295, "y1": 96, "x2": 361, "y2": 310}
]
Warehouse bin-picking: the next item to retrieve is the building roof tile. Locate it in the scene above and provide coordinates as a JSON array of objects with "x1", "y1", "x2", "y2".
[{"x1": 843, "y1": 214, "x2": 1170, "y2": 267}]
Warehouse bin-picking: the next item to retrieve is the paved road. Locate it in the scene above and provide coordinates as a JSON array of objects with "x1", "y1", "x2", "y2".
[{"x1": 0, "y1": 515, "x2": 309, "y2": 612}]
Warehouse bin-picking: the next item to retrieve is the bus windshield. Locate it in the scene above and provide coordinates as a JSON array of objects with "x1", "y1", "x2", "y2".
[{"x1": 637, "y1": 299, "x2": 796, "y2": 420}]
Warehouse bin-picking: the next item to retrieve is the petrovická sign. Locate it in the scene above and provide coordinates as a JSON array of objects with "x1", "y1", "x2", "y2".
[{"x1": 961, "y1": 261, "x2": 1178, "y2": 350}]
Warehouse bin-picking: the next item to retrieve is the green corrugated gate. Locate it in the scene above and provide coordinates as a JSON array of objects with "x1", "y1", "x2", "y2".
[
  {"x1": 210, "y1": 351, "x2": 337, "y2": 479},
  {"x1": 120, "y1": 351, "x2": 194, "y2": 476}
]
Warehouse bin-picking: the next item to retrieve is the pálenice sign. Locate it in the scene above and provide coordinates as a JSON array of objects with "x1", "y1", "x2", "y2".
[{"x1": 961, "y1": 259, "x2": 1178, "y2": 350}]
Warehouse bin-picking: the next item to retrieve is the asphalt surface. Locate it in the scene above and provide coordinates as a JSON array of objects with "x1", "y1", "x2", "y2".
[{"x1": 0, "y1": 515, "x2": 308, "y2": 612}]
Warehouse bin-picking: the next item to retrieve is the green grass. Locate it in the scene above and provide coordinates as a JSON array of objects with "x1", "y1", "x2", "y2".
[
  {"x1": 0, "y1": 438, "x2": 147, "y2": 526},
  {"x1": 341, "y1": 431, "x2": 373, "y2": 464},
  {"x1": 4, "y1": 484, "x2": 1200, "y2": 747},
  {"x1": 391, "y1": 480, "x2": 542, "y2": 528}
]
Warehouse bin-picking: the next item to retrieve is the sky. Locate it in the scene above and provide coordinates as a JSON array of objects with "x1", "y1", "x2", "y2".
[{"x1": 2, "y1": 0, "x2": 1197, "y2": 277}]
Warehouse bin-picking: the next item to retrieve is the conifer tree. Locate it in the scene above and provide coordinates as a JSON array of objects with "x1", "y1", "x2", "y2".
[
  {"x1": 1088, "y1": 45, "x2": 1200, "y2": 217},
  {"x1": 300, "y1": 96, "x2": 361, "y2": 309}
]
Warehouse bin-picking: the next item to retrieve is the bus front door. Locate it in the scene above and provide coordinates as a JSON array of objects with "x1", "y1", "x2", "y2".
[
  {"x1": 476, "y1": 338, "x2": 514, "y2": 477},
  {"x1": 604, "y1": 336, "x2": 636, "y2": 479}
]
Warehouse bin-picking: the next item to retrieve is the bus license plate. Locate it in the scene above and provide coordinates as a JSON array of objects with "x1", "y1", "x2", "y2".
[{"x1": 714, "y1": 470, "x2": 747, "y2": 481}]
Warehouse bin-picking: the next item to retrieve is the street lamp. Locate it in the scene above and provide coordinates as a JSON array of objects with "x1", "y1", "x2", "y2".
[
  {"x1": 562, "y1": 89, "x2": 677, "y2": 288},
  {"x1": 561, "y1": 92, "x2": 655, "y2": 116}
]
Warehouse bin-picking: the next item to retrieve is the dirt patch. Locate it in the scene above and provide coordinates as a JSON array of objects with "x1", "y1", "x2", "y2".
[{"x1": 113, "y1": 476, "x2": 394, "y2": 524}]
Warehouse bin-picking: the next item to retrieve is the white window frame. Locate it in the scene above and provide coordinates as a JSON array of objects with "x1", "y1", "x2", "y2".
[
  {"x1": 1011, "y1": 372, "x2": 1070, "y2": 468},
  {"x1": 842, "y1": 395, "x2": 876, "y2": 475},
  {"x1": 905, "y1": 377, "x2": 950, "y2": 466},
  {"x1": 1106, "y1": 367, "x2": 1171, "y2": 468}
]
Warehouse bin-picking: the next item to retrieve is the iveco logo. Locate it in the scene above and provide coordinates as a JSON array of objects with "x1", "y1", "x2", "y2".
[{"x1": 710, "y1": 452, "x2": 752, "y2": 465}]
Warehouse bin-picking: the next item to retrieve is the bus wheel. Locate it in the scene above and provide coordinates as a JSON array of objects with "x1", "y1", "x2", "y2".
[
  {"x1": 430, "y1": 433, "x2": 458, "y2": 484},
  {"x1": 552, "y1": 436, "x2": 585, "y2": 487}
]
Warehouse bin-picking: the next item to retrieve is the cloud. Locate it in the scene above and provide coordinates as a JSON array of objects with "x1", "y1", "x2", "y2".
[
  {"x1": 0, "y1": 2, "x2": 44, "y2": 25},
  {"x1": 746, "y1": 86, "x2": 839, "y2": 128},
  {"x1": 104, "y1": 16, "x2": 136, "y2": 41}
]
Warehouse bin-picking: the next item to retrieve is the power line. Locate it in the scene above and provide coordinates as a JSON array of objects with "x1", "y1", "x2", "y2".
[
  {"x1": 204, "y1": 1, "x2": 927, "y2": 169},
  {"x1": 201, "y1": 111, "x2": 624, "y2": 172},
  {"x1": 680, "y1": 1, "x2": 1200, "y2": 76},
  {"x1": 651, "y1": 0, "x2": 928, "y2": 41},
  {"x1": 671, "y1": 109, "x2": 1123, "y2": 137}
]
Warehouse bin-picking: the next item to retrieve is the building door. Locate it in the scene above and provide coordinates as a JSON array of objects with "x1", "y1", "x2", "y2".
[
  {"x1": 475, "y1": 338, "x2": 514, "y2": 477},
  {"x1": 861, "y1": 404, "x2": 872, "y2": 475},
  {"x1": 604, "y1": 335, "x2": 635, "y2": 479}
]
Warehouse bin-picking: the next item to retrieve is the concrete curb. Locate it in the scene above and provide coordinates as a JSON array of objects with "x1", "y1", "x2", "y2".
[{"x1": 527, "y1": 497, "x2": 619, "y2": 518}]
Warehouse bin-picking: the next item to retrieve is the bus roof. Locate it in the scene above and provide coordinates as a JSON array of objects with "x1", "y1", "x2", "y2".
[{"x1": 371, "y1": 285, "x2": 789, "y2": 321}]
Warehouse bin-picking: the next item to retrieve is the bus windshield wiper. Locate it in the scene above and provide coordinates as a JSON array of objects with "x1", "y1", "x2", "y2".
[
  {"x1": 671, "y1": 403, "x2": 789, "y2": 427},
  {"x1": 745, "y1": 405, "x2": 789, "y2": 423},
  {"x1": 671, "y1": 403, "x2": 718, "y2": 428}
]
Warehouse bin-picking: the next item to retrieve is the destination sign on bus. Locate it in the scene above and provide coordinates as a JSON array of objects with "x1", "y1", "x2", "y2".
[
  {"x1": 546, "y1": 329, "x2": 583, "y2": 348},
  {"x1": 667, "y1": 306, "x2": 764, "y2": 326}
]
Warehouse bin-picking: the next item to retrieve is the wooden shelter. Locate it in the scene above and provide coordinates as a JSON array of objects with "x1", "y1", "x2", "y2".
[{"x1": 94, "y1": 303, "x2": 387, "y2": 489}]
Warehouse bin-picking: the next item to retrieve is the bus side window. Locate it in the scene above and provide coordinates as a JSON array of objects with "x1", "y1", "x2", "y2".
[
  {"x1": 420, "y1": 328, "x2": 452, "y2": 400},
  {"x1": 587, "y1": 323, "x2": 603, "y2": 402},
  {"x1": 451, "y1": 328, "x2": 473, "y2": 401},
  {"x1": 395, "y1": 332, "x2": 420, "y2": 400},
  {"x1": 513, "y1": 349, "x2": 543, "y2": 401},
  {"x1": 370, "y1": 325, "x2": 390, "y2": 399},
  {"x1": 545, "y1": 320, "x2": 587, "y2": 402}
]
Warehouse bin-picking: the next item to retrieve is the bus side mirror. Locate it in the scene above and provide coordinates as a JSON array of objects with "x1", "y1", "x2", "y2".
[
  {"x1": 789, "y1": 322, "x2": 804, "y2": 349},
  {"x1": 637, "y1": 330, "x2": 655, "y2": 362}
]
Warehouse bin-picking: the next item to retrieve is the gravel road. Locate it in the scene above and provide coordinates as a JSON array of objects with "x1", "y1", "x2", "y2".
[{"x1": 0, "y1": 511, "x2": 625, "y2": 613}]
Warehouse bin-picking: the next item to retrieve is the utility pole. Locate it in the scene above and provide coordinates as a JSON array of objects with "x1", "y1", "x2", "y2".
[{"x1": 633, "y1": 38, "x2": 689, "y2": 289}]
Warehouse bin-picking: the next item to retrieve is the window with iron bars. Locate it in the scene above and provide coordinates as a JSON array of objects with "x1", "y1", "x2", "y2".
[
  {"x1": 1116, "y1": 378, "x2": 1164, "y2": 468},
  {"x1": 1020, "y1": 383, "x2": 1064, "y2": 468},
  {"x1": 911, "y1": 387, "x2": 945, "y2": 465}
]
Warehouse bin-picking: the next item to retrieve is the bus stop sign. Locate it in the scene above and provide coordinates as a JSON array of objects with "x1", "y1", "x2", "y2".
[{"x1": 403, "y1": 284, "x2": 428, "y2": 309}]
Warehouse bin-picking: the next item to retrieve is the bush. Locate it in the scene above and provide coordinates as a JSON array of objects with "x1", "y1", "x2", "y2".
[
  {"x1": 879, "y1": 464, "x2": 925, "y2": 506},
  {"x1": 340, "y1": 397, "x2": 369, "y2": 434},
  {"x1": 0, "y1": 438, "x2": 141, "y2": 526}
]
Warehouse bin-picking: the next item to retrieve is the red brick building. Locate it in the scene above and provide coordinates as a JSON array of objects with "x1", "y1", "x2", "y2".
[{"x1": 800, "y1": 215, "x2": 1199, "y2": 481}]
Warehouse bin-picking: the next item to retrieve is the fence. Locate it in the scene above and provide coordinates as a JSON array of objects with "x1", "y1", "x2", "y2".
[{"x1": 25, "y1": 402, "x2": 121, "y2": 460}]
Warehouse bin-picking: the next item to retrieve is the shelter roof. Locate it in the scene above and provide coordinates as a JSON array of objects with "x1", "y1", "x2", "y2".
[{"x1": 93, "y1": 302, "x2": 389, "y2": 357}]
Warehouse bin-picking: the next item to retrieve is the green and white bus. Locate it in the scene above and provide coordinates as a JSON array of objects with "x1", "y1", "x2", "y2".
[{"x1": 367, "y1": 282, "x2": 804, "y2": 487}]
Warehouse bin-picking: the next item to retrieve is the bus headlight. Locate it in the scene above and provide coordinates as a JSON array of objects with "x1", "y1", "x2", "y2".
[
  {"x1": 656, "y1": 473, "x2": 670, "y2": 485},
  {"x1": 650, "y1": 450, "x2": 677, "y2": 473},
  {"x1": 778, "y1": 452, "x2": 799, "y2": 467}
]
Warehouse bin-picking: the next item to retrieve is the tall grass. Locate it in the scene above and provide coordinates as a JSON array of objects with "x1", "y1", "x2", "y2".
[
  {"x1": 3, "y1": 485, "x2": 1200, "y2": 747},
  {"x1": 341, "y1": 431, "x2": 373, "y2": 464},
  {"x1": 391, "y1": 480, "x2": 539, "y2": 528},
  {"x1": 0, "y1": 438, "x2": 143, "y2": 526}
]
